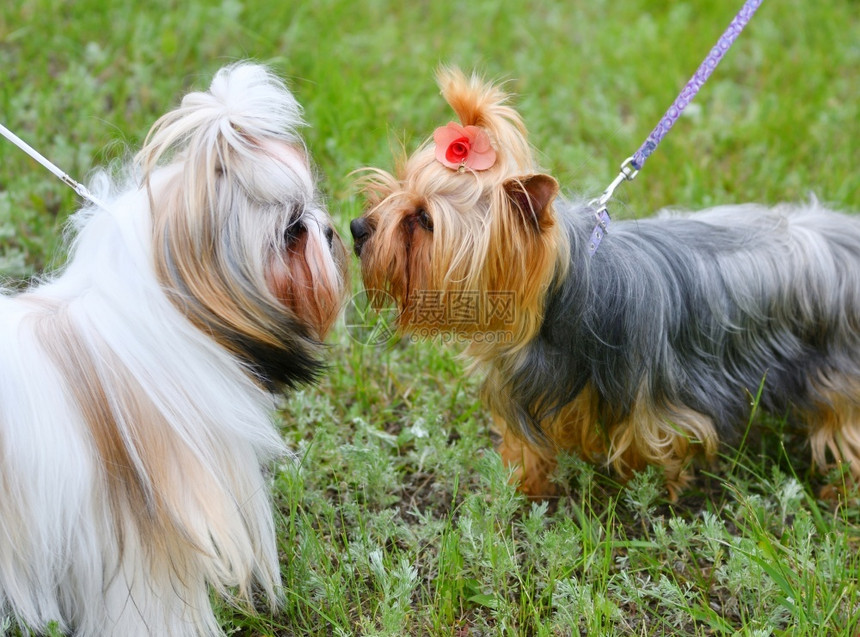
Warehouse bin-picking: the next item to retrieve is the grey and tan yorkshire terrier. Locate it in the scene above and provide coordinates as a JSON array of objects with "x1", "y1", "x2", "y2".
[{"x1": 350, "y1": 67, "x2": 860, "y2": 499}]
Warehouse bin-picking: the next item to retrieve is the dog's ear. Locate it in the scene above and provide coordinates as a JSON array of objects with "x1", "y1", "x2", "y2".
[{"x1": 502, "y1": 174, "x2": 559, "y2": 231}]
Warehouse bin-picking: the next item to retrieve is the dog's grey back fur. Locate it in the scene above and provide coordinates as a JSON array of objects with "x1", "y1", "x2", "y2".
[{"x1": 505, "y1": 199, "x2": 860, "y2": 444}]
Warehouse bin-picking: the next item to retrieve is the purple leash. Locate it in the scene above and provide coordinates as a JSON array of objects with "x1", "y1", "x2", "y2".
[{"x1": 588, "y1": 0, "x2": 764, "y2": 255}]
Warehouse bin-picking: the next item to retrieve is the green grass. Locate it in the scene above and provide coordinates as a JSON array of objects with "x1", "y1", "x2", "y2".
[{"x1": 3, "y1": 0, "x2": 860, "y2": 634}]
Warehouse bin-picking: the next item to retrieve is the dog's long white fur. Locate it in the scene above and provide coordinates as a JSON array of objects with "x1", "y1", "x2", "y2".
[{"x1": 0, "y1": 64, "x2": 335, "y2": 636}]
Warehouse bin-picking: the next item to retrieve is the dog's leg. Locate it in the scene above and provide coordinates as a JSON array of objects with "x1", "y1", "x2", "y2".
[
  {"x1": 808, "y1": 388, "x2": 860, "y2": 495},
  {"x1": 607, "y1": 400, "x2": 718, "y2": 500},
  {"x1": 491, "y1": 385, "x2": 603, "y2": 498},
  {"x1": 492, "y1": 414, "x2": 559, "y2": 497}
]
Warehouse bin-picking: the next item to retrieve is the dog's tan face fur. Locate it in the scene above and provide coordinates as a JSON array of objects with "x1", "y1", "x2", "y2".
[{"x1": 353, "y1": 68, "x2": 568, "y2": 356}]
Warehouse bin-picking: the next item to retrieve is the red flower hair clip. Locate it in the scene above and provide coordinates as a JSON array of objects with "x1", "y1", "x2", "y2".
[{"x1": 433, "y1": 122, "x2": 496, "y2": 172}]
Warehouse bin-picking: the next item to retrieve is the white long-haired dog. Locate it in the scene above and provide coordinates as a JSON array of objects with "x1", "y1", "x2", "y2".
[{"x1": 0, "y1": 63, "x2": 346, "y2": 635}]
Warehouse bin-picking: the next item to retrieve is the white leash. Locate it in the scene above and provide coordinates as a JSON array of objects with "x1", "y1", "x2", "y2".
[{"x1": 0, "y1": 123, "x2": 109, "y2": 210}]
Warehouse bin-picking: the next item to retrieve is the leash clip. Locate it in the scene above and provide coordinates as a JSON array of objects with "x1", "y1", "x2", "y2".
[
  {"x1": 587, "y1": 157, "x2": 638, "y2": 256},
  {"x1": 589, "y1": 156, "x2": 638, "y2": 211}
]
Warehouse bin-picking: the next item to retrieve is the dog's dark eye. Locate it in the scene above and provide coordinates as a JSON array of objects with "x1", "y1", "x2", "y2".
[
  {"x1": 416, "y1": 207, "x2": 433, "y2": 232},
  {"x1": 283, "y1": 205, "x2": 305, "y2": 244},
  {"x1": 284, "y1": 220, "x2": 304, "y2": 245}
]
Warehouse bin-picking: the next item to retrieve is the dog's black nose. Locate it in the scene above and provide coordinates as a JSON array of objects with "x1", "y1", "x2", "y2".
[
  {"x1": 350, "y1": 218, "x2": 370, "y2": 241},
  {"x1": 350, "y1": 218, "x2": 371, "y2": 257}
]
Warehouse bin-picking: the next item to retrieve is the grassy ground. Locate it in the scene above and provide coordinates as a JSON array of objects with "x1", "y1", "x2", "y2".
[{"x1": 2, "y1": 0, "x2": 860, "y2": 635}]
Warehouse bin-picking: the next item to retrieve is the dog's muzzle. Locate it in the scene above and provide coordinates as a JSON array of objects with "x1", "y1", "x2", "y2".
[{"x1": 350, "y1": 217, "x2": 371, "y2": 257}]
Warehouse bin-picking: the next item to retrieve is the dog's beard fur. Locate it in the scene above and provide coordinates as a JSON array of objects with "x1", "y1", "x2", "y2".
[
  {"x1": 0, "y1": 63, "x2": 346, "y2": 635},
  {"x1": 353, "y1": 67, "x2": 860, "y2": 499}
]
